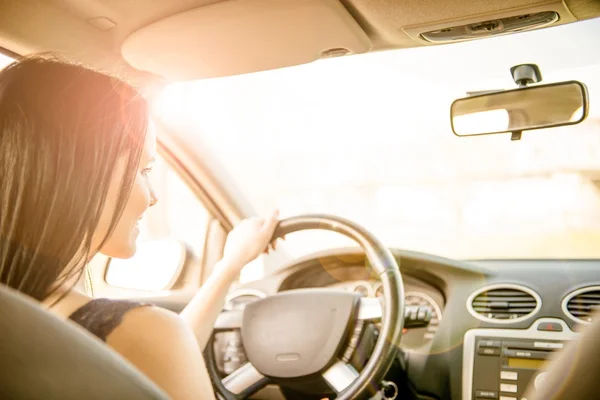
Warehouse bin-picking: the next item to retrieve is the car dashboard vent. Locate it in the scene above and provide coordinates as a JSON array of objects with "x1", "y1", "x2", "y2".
[
  {"x1": 468, "y1": 285, "x2": 540, "y2": 323},
  {"x1": 563, "y1": 286, "x2": 600, "y2": 324}
]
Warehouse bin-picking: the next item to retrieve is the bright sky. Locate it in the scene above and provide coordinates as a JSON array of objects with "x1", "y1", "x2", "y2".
[{"x1": 154, "y1": 18, "x2": 600, "y2": 260}]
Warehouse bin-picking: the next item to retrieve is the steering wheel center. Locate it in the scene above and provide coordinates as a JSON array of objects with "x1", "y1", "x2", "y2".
[{"x1": 241, "y1": 289, "x2": 360, "y2": 378}]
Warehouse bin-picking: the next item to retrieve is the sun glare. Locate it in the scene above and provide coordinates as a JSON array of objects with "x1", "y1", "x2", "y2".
[{"x1": 0, "y1": 52, "x2": 14, "y2": 69}]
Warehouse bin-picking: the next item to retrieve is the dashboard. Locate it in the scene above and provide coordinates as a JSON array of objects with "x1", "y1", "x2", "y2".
[{"x1": 212, "y1": 248, "x2": 600, "y2": 400}]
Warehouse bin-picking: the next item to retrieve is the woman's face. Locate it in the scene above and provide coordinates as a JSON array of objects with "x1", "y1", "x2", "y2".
[{"x1": 93, "y1": 122, "x2": 158, "y2": 259}]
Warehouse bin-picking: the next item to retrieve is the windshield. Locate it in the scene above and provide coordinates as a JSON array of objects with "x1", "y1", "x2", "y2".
[{"x1": 156, "y1": 18, "x2": 600, "y2": 260}]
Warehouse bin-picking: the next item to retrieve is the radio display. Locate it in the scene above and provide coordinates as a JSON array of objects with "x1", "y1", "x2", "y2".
[{"x1": 507, "y1": 357, "x2": 547, "y2": 369}]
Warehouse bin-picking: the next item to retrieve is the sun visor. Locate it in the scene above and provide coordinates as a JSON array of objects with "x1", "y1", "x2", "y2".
[{"x1": 121, "y1": 0, "x2": 372, "y2": 81}]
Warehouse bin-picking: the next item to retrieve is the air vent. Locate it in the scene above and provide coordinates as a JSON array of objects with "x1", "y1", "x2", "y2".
[
  {"x1": 467, "y1": 284, "x2": 541, "y2": 323},
  {"x1": 563, "y1": 286, "x2": 600, "y2": 325}
]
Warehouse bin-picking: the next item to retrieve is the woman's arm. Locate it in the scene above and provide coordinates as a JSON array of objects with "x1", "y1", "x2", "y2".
[
  {"x1": 179, "y1": 257, "x2": 242, "y2": 350},
  {"x1": 180, "y1": 211, "x2": 280, "y2": 350}
]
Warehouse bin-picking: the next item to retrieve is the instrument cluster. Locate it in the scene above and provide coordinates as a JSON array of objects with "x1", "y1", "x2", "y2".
[{"x1": 328, "y1": 279, "x2": 444, "y2": 348}]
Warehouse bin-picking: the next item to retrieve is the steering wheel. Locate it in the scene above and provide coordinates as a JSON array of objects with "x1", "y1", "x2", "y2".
[{"x1": 205, "y1": 214, "x2": 405, "y2": 400}]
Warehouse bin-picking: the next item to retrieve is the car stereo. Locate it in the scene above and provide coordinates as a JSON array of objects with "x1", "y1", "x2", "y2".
[{"x1": 463, "y1": 318, "x2": 579, "y2": 400}]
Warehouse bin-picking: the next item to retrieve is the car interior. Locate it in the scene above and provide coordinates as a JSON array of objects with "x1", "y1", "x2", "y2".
[{"x1": 1, "y1": 0, "x2": 600, "y2": 399}]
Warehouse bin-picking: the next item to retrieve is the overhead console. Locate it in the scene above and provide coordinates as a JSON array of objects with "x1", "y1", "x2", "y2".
[
  {"x1": 402, "y1": 0, "x2": 576, "y2": 45},
  {"x1": 462, "y1": 318, "x2": 578, "y2": 400}
]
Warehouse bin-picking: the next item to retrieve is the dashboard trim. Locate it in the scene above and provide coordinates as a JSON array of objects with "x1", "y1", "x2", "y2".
[
  {"x1": 461, "y1": 318, "x2": 579, "y2": 400},
  {"x1": 465, "y1": 283, "x2": 542, "y2": 324},
  {"x1": 561, "y1": 285, "x2": 600, "y2": 325}
]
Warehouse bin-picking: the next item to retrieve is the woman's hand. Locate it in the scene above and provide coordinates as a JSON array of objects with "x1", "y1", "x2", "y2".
[{"x1": 221, "y1": 210, "x2": 281, "y2": 273}]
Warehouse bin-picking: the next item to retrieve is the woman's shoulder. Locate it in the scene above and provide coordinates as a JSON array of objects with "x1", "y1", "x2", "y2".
[
  {"x1": 67, "y1": 297, "x2": 209, "y2": 399},
  {"x1": 103, "y1": 303, "x2": 210, "y2": 398},
  {"x1": 106, "y1": 305, "x2": 190, "y2": 347},
  {"x1": 68, "y1": 297, "x2": 153, "y2": 342},
  {"x1": 58, "y1": 290, "x2": 191, "y2": 348}
]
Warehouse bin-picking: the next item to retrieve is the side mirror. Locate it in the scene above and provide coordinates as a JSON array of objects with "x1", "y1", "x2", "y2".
[
  {"x1": 451, "y1": 81, "x2": 589, "y2": 137},
  {"x1": 105, "y1": 238, "x2": 188, "y2": 291}
]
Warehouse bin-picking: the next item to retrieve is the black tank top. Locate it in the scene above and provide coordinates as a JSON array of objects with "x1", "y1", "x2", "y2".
[{"x1": 68, "y1": 298, "x2": 149, "y2": 342}]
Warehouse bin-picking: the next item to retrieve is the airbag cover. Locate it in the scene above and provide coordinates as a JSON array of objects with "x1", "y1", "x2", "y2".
[{"x1": 241, "y1": 289, "x2": 358, "y2": 378}]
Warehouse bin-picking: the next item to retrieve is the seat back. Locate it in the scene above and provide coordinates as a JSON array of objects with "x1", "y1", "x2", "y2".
[{"x1": 0, "y1": 285, "x2": 169, "y2": 399}]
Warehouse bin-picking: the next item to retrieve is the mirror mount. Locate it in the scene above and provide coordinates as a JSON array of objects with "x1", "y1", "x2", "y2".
[
  {"x1": 509, "y1": 64, "x2": 541, "y2": 140},
  {"x1": 510, "y1": 130, "x2": 522, "y2": 141},
  {"x1": 510, "y1": 63, "x2": 542, "y2": 88},
  {"x1": 505, "y1": 64, "x2": 541, "y2": 141}
]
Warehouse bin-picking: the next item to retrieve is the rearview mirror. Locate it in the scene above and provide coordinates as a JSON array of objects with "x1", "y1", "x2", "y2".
[{"x1": 451, "y1": 81, "x2": 588, "y2": 137}]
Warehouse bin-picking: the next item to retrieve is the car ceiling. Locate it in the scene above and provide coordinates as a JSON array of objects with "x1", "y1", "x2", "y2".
[{"x1": 1, "y1": 0, "x2": 599, "y2": 84}]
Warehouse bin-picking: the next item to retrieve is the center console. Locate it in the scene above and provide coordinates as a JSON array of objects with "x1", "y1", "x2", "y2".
[{"x1": 462, "y1": 318, "x2": 579, "y2": 400}]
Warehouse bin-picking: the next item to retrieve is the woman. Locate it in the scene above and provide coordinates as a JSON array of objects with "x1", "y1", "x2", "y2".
[{"x1": 0, "y1": 54, "x2": 279, "y2": 399}]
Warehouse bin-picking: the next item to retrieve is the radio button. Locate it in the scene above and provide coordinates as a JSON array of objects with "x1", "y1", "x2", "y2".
[
  {"x1": 534, "y1": 341, "x2": 564, "y2": 349},
  {"x1": 500, "y1": 371, "x2": 518, "y2": 381},
  {"x1": 478, "y1": 347, "x2": 500, "y2": 356},
  {"x1": 503, "y1": 349, "x2": 549, "y2": 359},
  {"x1": 479, "y1": 340, "x2": 501, "y2": 348},
  {"x1": 475, "y1": 390, "x2": 498, "y2": 398},
  {"x1": 500, "y1": 383, "x2": 518, "y2": 393}
]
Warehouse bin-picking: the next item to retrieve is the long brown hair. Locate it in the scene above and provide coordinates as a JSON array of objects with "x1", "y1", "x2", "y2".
[{"x1": 0, "y1": 54, "x2": 149, "y2": 301}]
